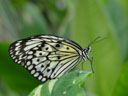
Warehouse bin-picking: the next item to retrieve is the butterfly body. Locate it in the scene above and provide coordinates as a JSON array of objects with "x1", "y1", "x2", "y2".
[{"x1": 9, "y1": 35, "x2": 92, "y2": 82}]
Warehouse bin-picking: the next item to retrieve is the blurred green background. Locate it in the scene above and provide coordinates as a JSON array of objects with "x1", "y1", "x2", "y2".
[{"x1": 0, "y1": 0, "x2": 128, "y2": 96}]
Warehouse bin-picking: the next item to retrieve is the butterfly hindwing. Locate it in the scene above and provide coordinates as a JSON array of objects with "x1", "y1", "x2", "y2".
[{"x1": 9, "y1": 35, "x2": 82, "y2": 82}]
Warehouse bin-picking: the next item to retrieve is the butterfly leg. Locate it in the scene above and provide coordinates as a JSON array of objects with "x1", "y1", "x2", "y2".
[
  {"x1": 87, "y1": 57, "x2": 94, "y2": 73},
  {"x1": 81, "y1": 62, "x2": 84, "y2": 70},
  {"x1": 77, "y1": 70, "x2": 81, "y2": 77}
]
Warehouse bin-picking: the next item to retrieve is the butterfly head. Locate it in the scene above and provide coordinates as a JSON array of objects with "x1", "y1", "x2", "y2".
[
  {"x1": 82, "y1": 36, "x2": 102, "y2": 73},
  {"x1": 82, "y1": 46, "x2": 94, "y2": 73},
  {"x1": 82, "y1": 46, "x2": 91, "y2": 61},
  {"x1": 84, "y1": 46, "x2": 91, "y2": 53}
]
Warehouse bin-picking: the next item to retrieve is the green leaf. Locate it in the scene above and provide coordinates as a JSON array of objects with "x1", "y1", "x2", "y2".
[
  {"x1": 112, "y1": 61, "x2": 128, "y2": 96},
  {"x1": 105, "y1": 0, "x2": 128, "y2": 61},
  {"x1": 11, "y1": 0, "x2": 28, "y2": 9},
  {"x1": 28, "y1": 71, "x2": 91, "y2": 96},
  {"x1": 117, "y1": 0, "x2": 128, "y2": 18},
  {"x1": 0, "y1": 43, "x2": 41, "y2": 94},
  {"x1": 72, "y1": 0, "x2": 123, "y2": 96}
]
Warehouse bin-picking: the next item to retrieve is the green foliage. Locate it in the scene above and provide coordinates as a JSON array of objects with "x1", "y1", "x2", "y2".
[
  {"x1": 0, "y1": 43, "x2": 41, "y2": 95},
  {"x1": 72, "y1": 0, "x2": 123, "y2": 96},
  {"x1": 113, "y1": 61, "x2": 128, "y2": 96},
  {"x1": 20, "y1": 3, "x2": 49, "y2": 38},
  {"x1": 0, "y1": 0, "x2": 20, "y2": 40},
  {"x1": 11, "y1": 0, "x2": 28, "y2": 9},
  {"x1": 105, "y1": 0, "x2": 128, "y2": 61},
  {"x1": 28, "y1": 71, "x2": 91, "y2": 96}
]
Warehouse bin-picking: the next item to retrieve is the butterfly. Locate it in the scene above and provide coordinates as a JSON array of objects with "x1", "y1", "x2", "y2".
[{"x1": 9, "y1": 35, "x2": 100, "y2": 82}]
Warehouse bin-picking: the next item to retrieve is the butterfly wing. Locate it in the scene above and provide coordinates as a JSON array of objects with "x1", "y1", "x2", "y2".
[{"x1": 9, "y1": 35, "x2": 83, "y2": 82}]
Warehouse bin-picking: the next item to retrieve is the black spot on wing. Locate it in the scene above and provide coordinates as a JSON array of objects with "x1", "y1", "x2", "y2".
[
  {"x1": 41, "y1": 41, "x2": 46, "y2": 47},
  {"x1": 55, "y1": 44, "x2": 60, "y2": 47}
]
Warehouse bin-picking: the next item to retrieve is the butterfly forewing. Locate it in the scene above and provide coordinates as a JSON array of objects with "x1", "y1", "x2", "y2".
[{"x1": 9, "y1": 35, "x2": 83, "y2": 82}]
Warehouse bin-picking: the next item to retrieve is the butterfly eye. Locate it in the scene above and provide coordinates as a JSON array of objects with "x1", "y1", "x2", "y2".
[
  {"x1": 85, "y1": 46, "x2": 91, "y2": 52},
  {"x1": 88, "y1": 47, "x2": 91, "y2": 52}
]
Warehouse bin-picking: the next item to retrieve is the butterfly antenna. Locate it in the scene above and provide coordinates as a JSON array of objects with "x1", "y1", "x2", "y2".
[{"x1": 88, "y1": 36, "x2": 102, "y2": 47}]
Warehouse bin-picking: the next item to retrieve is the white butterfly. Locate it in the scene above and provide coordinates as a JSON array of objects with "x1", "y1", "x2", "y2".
[{"x1": 9, "y1": 35, "x2": 99, "y2": 82}]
